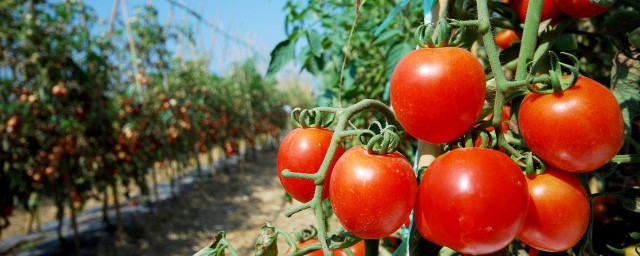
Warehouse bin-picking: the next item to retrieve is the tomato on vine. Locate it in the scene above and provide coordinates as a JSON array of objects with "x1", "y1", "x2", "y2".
[
  {"x1": 518, "y1": 75, "x2": 624, "y2": 172},
  {"x1": 517, "y1": 168, "x2": 590, "y2": 252},
  {"x1": 495, "y1": 29, "x2": 518, "y2": 50},
  {"x1": 390, "y1": 47, "x2": 486, "y2": 144},
  {"x1": 329, "y1": 146, "x2": 416, "y2": 239},
  {"x1": 554, "y1": 0, "x2": 610, "y2": 18},
  {"x1": 277, "y1": 127, "x2": 344, "y2": 203},
  {"x1": 414, "y1": 148, "x2": 529, "y2": 255},
  {"x1": 508, "y1": 0, "x2": 564, "y2": 23}
]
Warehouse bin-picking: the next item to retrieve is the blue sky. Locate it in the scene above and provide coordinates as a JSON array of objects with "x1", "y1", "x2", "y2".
[{"x1": 85, "y1": 0, "x2": 289, "y2": 75}]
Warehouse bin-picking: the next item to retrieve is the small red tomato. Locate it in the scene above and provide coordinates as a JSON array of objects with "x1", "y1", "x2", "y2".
[
  {"x1": 330, "y1": 146, "x2": 417, "y2": 239},
  {"x1": 518, "y1": 168, "x2": 590, "y2": 252},
  {"x1": 415, "y1": 148, "x2": 529, "y2": 255},
  {"x1": 277, "y1": 128, "x2": 344, "y2": 203},
  {"x1": 519, "y1": 76, "x2": 624, "y2": 172},
  {"x1": 286, "y1": 239, "x2": 365, "y2": 256},
  {"x1": 495, "y1": 29, "x2": 518, "y2": 50},
  {"x1": 509, "y1": 0, "x2": 564, "y2": 23},
  {"x1": 554, "y1": 0, "x2": 610, "y2": 18},
  {"x1": 390, "y1": 47, "x2": 486, "y2": 144}
]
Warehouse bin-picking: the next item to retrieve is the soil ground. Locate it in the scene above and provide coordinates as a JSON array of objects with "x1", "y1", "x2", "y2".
[{"x1": 94, "y1": 149, "x2": 321, "y2": 255}]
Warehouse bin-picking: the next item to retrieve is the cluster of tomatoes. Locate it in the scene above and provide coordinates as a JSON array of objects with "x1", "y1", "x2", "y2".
[{"x1": 275, "y1": 1, "x2": 629, "y2": 255}]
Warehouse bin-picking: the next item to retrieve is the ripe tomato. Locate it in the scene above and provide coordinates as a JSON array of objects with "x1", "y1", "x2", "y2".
[
  {"x1": 495, "y1": 29, "x2": 518, "y2": 50},
  {"x1": 287, "y1": 239, "x2": 365, "y2": 256},
  {"x1": 518, "y1": 169, "x2": 590, "y2": 252},
  {"x1": 554, "y1": 0, "x2": 610, "y2": 18},
  {"x1": 519, "y1": 76, "x2": 624, "y2": 172},
  {"x1": 330, "y1": 146, "x2": 417, "y2": 239},
  {"x1": 390, "y1": 47, "x2": 486, "y2": 144},
  {"x1": 414, "y1": 148, "x2": 528, "y2": 255},
  {"x1": 508, "y1": 0, "x2": 564, "y2": 23},
  {"x1": 277, "y1": 128, "x2": 344, "y2": 203}
]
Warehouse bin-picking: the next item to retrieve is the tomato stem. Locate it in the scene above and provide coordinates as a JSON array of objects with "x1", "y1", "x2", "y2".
[
  {"x1": 590, "y1": 191, "x2": 624, "y2": 199},
  {"x1": 611, "y1": 154, "x2": 640, "y2": 164}
]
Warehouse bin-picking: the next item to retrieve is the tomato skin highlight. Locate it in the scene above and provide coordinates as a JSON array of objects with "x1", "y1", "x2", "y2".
[
  {"x1": 554, "y1": 0, "x2": 610, "y2": 18},
  {"x1": 277, "y1": 128, "x2": 344, "y2": 203},
  {"x1": 414, "y1": 148, "x2": 529, "y2": 255},
  {"x1": 509, "y1": 0, "x2": 564, "y2": 23},
  {"x1": 518, "y1": 76, "x2": 624, "y2": 172},
  {"x1": 330, "y1": 146, "x2": 417, "y2": 239},
  {"x1": 517, "y1": 168, "x2": 590, "y2": 252},
  {"x1": 390, "y1": 47, "x2": 486, "y2": 144}
]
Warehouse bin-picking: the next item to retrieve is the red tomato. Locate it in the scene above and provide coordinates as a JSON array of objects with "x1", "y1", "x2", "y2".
[
  {"x1": 518, "y1": 169, "x2": 590, "y2": 252},
  {"x1": 277, "y1": 128, "x2": 344, "y2": 203},
  {"x1": 287, "y1": 239, "x2": 365, "y2": 256},
  {"x1": 495, "y1": 29, "x2": 518, "y2": 50},
  {"x1": 414, "y1": 148, "x2": 529, "y2": 255},
  {"x1": 330, "y1": 146, "x2": 417, "y2": 239},
  {"x1": 508, "y1": 0, "x2": 564, "y2": 23},
  {"x1": 519, "y1": 76, "x2": 624, "y2": 172},
  {"x1": 390, "y1": 47, "x2": 486, "y2": 144},
  {"x1": 554, "y1": 0, "x2": 610, "y2": 18}
]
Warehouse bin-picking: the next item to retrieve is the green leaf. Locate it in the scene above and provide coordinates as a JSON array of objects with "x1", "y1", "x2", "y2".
[
  {"x1": 385, "y1": 42, "x2": 413, "y2": 78},
  {"x1": 254, "y1": 223, "x2": 278, "y2": 256},
  {"x1": 629, "y1": 27, "x2": 640, "y2": 48},
  {"x1": 373, "y1": 0, "x2": 411, "y2": 36},
  {"x1": 267, "y1": 39, "x2": 296, "y2": 76},
  {"x1": 372, "y1": 29, "x2": 402, "y2": 45},
  {"x1": 391, "y1": 238, "x2": 408, "y2": 256},
  {"x1": 611, "y1": 51, "x2": 640, "y2": 143},
  {"x1": 193, "y1": 247, "x2": 216, "y2": 256},
  {"x1": 306, "y1": 29, "x2": 322, "y2": 57}
]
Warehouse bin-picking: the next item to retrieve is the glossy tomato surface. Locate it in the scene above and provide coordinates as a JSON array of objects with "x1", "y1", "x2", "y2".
[
  {"x1": 286, "y1": 239, "x2": 365, "y2": 256},
  {"x1": 277, "y1": 128, "x2": 344, "y2": 203},
  {"x1": 509, "y1": 0, "x2": 564, "y2": 23},
  {"x1": 518, "y1": 76, "x2": 624, "y2": 172},
  {"x1": 414, "y1": 148, "x2": 529, "y2": 255},
  {"x1": 555, "y1": 0, "x2": 610, "y2": 18},
  {"x1": 495, "y1": 29, "x2": 518, "y2": 50},
  {"x1": 390, "y1": 47, "x2": 486, "y2": 144},
  {"x1": 518, "y1": 168, "x2": 590, "y2": 252},
  {"x1": 330, "y1": 146, "x2": 417, "y2": 239}
]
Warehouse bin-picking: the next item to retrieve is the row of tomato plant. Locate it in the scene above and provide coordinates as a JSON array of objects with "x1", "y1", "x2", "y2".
[
  {"x1": 197, "y1": 0, "x2": 640, "y2": 255},
  {"x1": 0, "y1": 0, "x2": 298, "y2": 251}
]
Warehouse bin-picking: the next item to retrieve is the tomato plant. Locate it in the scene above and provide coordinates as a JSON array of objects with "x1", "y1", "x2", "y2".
[
  {"x1": 554, "y1": 0, "x2": 610, "y2": 18},
  {"x1": 517, "y1": 168, "x2": 590, "y2": 252},
  {"x1": 278, "y1": 128, "x2": 344, "y2": 203},
  {"x1": 508, "y1": 0, "x2": 564, "y2": 23},
  {"x1": 390, "y1": 47, "x2": 486, "y2": 144},
  {"x1": 330, "y1": 146, "x2": 416, "y2": 239},
  {"x1": 414, "y1": 148, "x2": 529, "y2": 255},
  {"x1": 519, "y1": 76, "x2": 624, "y2": 172}
]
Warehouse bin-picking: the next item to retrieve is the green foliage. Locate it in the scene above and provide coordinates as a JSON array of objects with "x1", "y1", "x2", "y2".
[{"x1": 0, "y1": 0, "x2": 296, "y2": 240}]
